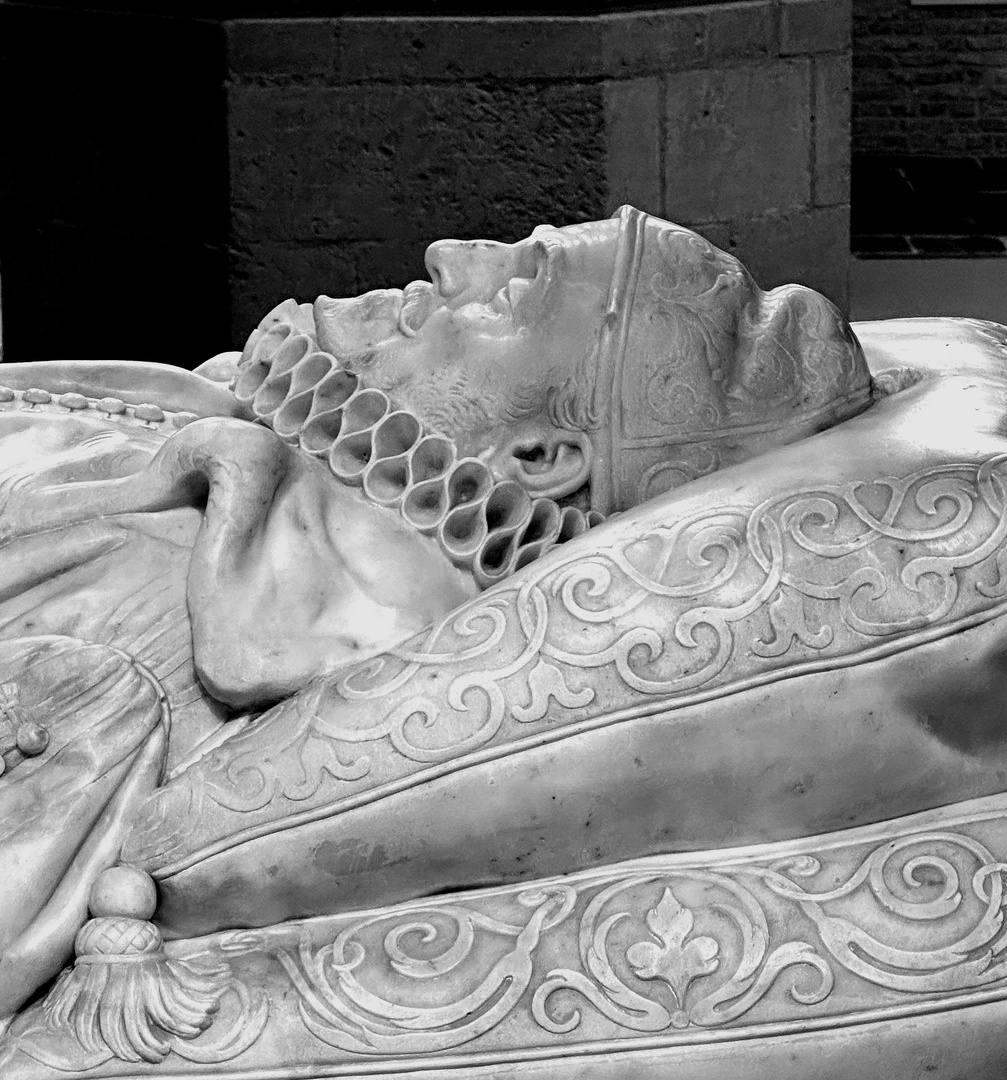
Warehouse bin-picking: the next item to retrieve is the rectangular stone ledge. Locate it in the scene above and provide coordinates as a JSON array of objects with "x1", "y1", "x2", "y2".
[
  {"x1": 779, "y1": 0, "x2": 850, "y2": 57},
  {"x1": 600, "y1": 9, "x2": 708, "y2": 79},
  {"x1": 226, "y1": 7, "x2": 776, "y2": 85},
  {"x1": 226, "y1": 18, "x2": 336, "y2": 81},
  {"x1": 335, "y1": 16, "x2": 607, "y2": 82},
  {"x1": 340, "y1": 11, "x2": 712, "y2": 82},
  {"x1": 706, "y1": 1, "x2": 775, "y2": 64}
]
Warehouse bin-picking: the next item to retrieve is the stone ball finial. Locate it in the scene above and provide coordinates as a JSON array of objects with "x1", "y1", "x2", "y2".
[
  {"x1": 15, "y1": 719, "x2": 49, "y2": 757},
  {"x1": 88, "y1": 864, "x2": 157, "y2": 921}
]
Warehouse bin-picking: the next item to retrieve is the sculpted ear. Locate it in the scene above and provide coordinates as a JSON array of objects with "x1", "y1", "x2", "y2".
[{"x1": 493, "y1": 429, "x2": 593, "y2": 500}]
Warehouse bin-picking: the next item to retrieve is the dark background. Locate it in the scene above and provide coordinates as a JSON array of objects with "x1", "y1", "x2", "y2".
[{"x1": 1, "y1": 5, "x2": 231, "y2": 362}]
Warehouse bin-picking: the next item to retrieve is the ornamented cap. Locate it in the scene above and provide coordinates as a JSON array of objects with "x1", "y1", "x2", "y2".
[{"x1": 586, "y1": 206, "x2": 872, "y2": 515}]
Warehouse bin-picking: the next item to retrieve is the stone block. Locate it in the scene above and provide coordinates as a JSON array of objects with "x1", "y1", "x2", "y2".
[
  {"x1": 335, "y1": 17, "x2": 605, "y2": 82},
  {"x1": 780, "y1": 0, "x2": 850, "y2": 57},
  {"x1": 222, "y1": 8, "x2": 851, "y2": 344},
  {"x1": 665, "y1": 61, "x2": 812, "y2": 223},
  {"x1": 813, "y1": 52, "x2": 851, "y2": 207},
  {"x1": 707, "y1": 1, "x2": 774, "y2": 63},
  {"x1": 725, "y1": 205, "x2": 851, "y2": 312},
  {"x1": 337, "y1": 9, "x2": 708, "y2": 84},
  {"x1": 604, "y1": 78, "x2": 662, "y2": 215},
  {"x1": 226, "y1": 19, "x2": 336, "y2": 82},
  {"x1": 228, "y1": 81, "x2": 607, "y2": 245},
  {"x1": 601, "y1": 8, "x2": 708, "y2": 77}
]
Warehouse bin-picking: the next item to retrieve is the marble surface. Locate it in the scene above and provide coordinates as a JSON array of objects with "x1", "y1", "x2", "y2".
[{"x1": 1, "y1": 207, "x2": 1006, "y2": 1077}]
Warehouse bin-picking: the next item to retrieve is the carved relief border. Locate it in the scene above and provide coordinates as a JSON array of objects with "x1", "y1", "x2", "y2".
[
  {"x1": 149, "y1": 454, "x2": 1007, "y2": 873},
  {"x1": 246, "y1": 824, "x2": 1007, "y2": 1056},
  {"x1": 12, "y1": 799, "x2": 1007, "y2": 1074}
]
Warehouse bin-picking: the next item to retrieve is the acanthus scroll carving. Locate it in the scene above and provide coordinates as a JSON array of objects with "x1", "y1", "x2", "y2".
[
  {"x1": 198, "y1": 455, "x2": 1007, "y2": 818},
  {"x1": 241, "y1": 824, "x2": 1007, "y2": 1056},
  {"x1": 263, "y1": 886, "x2": 577, "y2": 1055},
  {"x1": 15, "y1": 814, "x2": 1007, "y2": 1073}
]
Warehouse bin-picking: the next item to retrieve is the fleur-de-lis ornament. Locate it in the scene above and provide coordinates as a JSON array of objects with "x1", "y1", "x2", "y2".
[{"x1": 626, "y1": 887, "x2": 719, "y2": 1027}]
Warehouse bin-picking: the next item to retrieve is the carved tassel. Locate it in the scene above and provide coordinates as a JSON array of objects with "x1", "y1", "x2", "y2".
[{"x1": 41, "y1": 866, "x2": 231, "y2": 1064}]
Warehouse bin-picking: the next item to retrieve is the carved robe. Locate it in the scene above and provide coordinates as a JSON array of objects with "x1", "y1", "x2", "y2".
[
  {"x1": 134, "y1": 318, "x2": 1007, "y2": 940},
  {"x1": 0, "y1": 361, "x2": 467, "y2": 1015},
  {"x1": 5, "y1": 317, "x2": 1007, "y2": 1012}
]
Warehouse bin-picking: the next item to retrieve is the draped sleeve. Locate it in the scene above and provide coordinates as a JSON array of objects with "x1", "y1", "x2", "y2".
[{"x1": 0, "y1": 637, "x2": 167, "y2": 1018}]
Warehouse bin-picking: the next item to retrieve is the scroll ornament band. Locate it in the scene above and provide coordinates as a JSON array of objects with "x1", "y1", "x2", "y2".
[
  {"x1": 184, "y1": 453, "x2": 1007, "y2": 819},
  {"x1": 13, "y1": 813, "x2": 1007, "y2": 1072},
  {"x1": 213, "y1": 823, "x2": 1007, "y2": 1060}
]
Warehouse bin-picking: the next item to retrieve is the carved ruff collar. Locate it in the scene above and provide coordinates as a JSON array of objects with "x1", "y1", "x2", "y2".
[{"x1": 231, "y1": 326, "x2": 602, "y2": 590}]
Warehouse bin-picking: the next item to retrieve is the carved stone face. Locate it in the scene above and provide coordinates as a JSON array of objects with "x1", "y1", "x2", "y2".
[
  {"x1": 312, "y1": 219, "x2": 621, "y2": 502},
  {"x1": 314, "y1": 220, "x2": 618, "y2": 442},
  {"x1": 309, "y1": 209, "x2": 870, "y2": 513}
]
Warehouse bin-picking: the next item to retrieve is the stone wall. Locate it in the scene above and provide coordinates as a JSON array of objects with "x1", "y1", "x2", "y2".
[
  {"x1": 225, "y1": 0, "x2": 852, "y2": 339},
  {"x1": 854, "y1": 0, "x2": 1007, "y2": 158},
  {"x1": 0, "y1": 1, "x2": 851, "y2": 365}
]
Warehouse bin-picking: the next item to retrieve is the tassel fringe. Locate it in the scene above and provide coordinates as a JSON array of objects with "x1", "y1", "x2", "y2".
[{"x1": 42, "y1": 917, "x2": 230, "y2": 1065}]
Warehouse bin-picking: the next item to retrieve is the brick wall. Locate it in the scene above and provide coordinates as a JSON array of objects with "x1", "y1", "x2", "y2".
[
  {"x1": 854, "y1": 0, "x2": 1007, "y2": 157},
  {"x1": 226, "y1": 0, "x2": 852, "y2": 337}
]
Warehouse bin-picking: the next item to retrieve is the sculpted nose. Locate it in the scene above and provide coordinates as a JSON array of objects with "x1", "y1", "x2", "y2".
[
  {"x1": 424, "y1": 241, "x2": 462, "y2": 298},
  {"x1": 424, "y1": 239, "x2": 519, "y2": 302}
]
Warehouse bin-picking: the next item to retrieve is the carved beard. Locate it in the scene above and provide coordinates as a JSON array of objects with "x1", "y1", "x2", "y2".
[
  {"x1": 232, "y1": 317, "x2": 601, "y2": 590},
  {"x1": 340, "y1": 351, "x2": 501, "y2": 458}
]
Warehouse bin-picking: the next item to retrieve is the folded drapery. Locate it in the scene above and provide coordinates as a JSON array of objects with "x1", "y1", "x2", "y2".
[
  {"x1": 7, "y1": 318, "x2": 1007, "y2": 1011},
  {"x1": 0, "y1": 372, "x2": 471, "y2": 1016},
  {"x1": 125, "y1": 318, "x2": 1007, "y2": 940},
  {"x1": 0, "y1": 637, "x2": 167, "y2": 1019}
]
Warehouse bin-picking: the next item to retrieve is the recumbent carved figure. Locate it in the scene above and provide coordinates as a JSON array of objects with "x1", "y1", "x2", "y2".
[{"x1": 3, "y1": 206, "x2": 1007, "y2": 1078}]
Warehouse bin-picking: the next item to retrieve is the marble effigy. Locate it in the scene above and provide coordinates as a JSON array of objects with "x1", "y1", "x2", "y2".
[{"x1": 3, "y1": 206, "x2": 1007, "y2": 1078}]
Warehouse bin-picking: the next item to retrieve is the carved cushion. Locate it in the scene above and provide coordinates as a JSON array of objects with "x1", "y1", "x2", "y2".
[
  {"x1": 126, "y1": 318, "x2": 1007, "y2": 940},
  {"x1": 4, "y1": 319, "x2": 1007, "y2": 1077}
]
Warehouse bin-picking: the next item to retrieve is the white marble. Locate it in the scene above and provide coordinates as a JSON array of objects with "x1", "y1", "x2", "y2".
[{"x1": 1, "y1": 208, "x2": 1006, "y2": 1078}]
